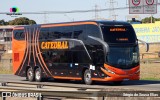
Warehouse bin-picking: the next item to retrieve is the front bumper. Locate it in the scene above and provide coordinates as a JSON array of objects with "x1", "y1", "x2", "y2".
[{"x1": 92, "y1": 63, "x2": 140, "y2": 82}]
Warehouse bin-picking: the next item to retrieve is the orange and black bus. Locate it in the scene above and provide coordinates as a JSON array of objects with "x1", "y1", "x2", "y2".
[{"x1": 12, "y1": 21, "x2": 140, "y2": 85}]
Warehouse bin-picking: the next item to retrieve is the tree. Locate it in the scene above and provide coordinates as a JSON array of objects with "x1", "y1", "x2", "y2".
[
  {"x1": 141, "y1": 17, "x2": 160, "y2": 23},
  {"x1": 0, "y1": 20, "x2": 8, "y2": 25},
  {"x1": 8, "y1": 17, "x2": 36, "y2": 25}
]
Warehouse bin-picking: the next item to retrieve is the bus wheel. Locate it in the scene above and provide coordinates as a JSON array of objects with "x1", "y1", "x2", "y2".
[
  {"x1": 83, "y1": 69, "x2": 92, "y2": 85},
  {"x1": 26, "y1": 76, "x2": 28, "y2": 81},
  {"x1": 27, "y1": 67, "x2": 35, "y2": 82},
  {"x1": 35, "y1": 68, "x2": 42, "y2": 82}
]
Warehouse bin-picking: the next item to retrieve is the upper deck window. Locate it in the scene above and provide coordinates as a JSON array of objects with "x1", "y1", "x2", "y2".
[{"x1": 13, "y1": 30, "x2": 25, "y2": 40}]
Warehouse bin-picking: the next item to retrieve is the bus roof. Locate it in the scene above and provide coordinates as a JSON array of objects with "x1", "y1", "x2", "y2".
[
  {"x1": 41, "y1": 20, "x2": 131, "y2": 26},
  {"x1": 13, "y1": 20, "x2": 131, "y2": 29}
]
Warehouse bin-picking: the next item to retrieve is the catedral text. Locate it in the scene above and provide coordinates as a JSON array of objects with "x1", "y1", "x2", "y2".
[{"x1": 41, "y1": 41, "x2": 68, "y2": 49}]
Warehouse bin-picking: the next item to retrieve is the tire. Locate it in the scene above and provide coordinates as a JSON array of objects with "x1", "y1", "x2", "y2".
[
  {"x1": 83, "y1": 69, "x2": 93, "y2": 85},
  {"x1": 27, "y1": 67, "x2": 35, "y2": 82},
  {"x1": 35, "y1": 68, "x2": 42, "y2": 82},
  {"x1": 26, "y1": 76, "x2": 28, "y2": 81}
]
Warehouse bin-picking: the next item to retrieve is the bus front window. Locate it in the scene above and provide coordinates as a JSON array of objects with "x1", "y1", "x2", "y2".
[
  {"x1": 106, "y1": 46, "x2": 139, "y2": 69},
  {"x1": 100, "y1": 25, "x2": 139, "y2": 69}
]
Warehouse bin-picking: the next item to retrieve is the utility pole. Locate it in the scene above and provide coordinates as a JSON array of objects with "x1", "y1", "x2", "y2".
[
  {"x1": 94, "y1": 4, "x2": 99, "y2": 20},
  {"x1": 43, "y1": 12, "x2": 48, "y2": 24},
  {"x1": 112, "y1": 15, "x2": 118, "y2": 20},
  {"x1": 108, "y1": 0, "x2": 118, "y2": 20}
]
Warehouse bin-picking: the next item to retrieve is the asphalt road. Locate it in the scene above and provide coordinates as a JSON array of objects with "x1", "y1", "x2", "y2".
[{"x1": 0, "y1": 74, "x2": 160, "y2": 91}]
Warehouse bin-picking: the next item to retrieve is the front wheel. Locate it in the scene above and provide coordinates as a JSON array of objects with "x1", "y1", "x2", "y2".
[
  {"x1": 27, "y1": 67, "x2": 35, "y2": 82},
  {"x1": 35, "y1": 68, "x2": 42, "y2": 82},
  {"x1": 83, "y1": 69, "x2": 93, "y2": 85}
]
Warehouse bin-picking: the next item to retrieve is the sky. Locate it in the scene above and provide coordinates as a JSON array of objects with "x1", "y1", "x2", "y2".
[{"x1": 0, "y1": 0, "x2": 159, "y2": 24}]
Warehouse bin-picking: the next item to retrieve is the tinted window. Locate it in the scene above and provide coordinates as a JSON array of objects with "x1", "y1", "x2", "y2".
[
  {"x1": 42, "y1": 50, "x2": 72, "y2": 63},
  {"x1": 42, "y1": 51, "x2": 61, "y2": 63},
  {"x1": 13, "y1": 30, "x2": 25, "y2": 40},
  {"x1": 39, "y1": 28, "x2": 49, "y2": 40},
  {"x1": 73, "y1": 25, "x2": 86, "y2": 39},
  {"x1": 87, "y1": 25, "x2": 101, "y2": 38},
  {"x1": 60, "y1": 26, "x2": 73, "y2": 38},
  {"x1": 106, "y1": 46, "x2": 139, "y2": 69},
  {"x1": 40, "y1": 26, "x2": 73, "y2": 40},
  {"x1": 72, "y1": 40, "x2": 91, "y2": 63},
  {"x1": 72, "y1": 51, "x2": 91, "y2": 63},
  {"x1": 101, "y1": 25, "x2": 136, "y2": 44}
]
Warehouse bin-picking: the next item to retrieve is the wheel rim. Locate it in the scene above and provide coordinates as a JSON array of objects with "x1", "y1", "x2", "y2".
[
  {"x1": 28, "y1": 70, "x2": 33, "y2": 79},
  {"x1": 36, "y1": 70, "x2": 40, "y2": 80},
  {"x1": 85, "y1": 72, "x2": 91, "y2": 82}
]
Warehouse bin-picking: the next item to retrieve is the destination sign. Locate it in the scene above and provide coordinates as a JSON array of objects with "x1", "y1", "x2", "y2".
[
  {"x1": 110, "y1": 28, "x2": 126, "y2": 32},
  {"x1": 116, "y1": 38, "x2": 129, "y2": 41}
]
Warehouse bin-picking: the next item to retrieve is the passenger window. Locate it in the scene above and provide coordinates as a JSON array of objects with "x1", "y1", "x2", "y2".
[
  {"x1": 74, "y1": 30, "x2": 83, "y2": 38},
  {"x1": 39, "y1": 28, "x2": 49, "y2": 40},
  {"x1": 61, "y1": 31, "x2": 72, "y2": 38},
  {"x1": 87, "y1": 25, "x2": 101, "y2": 38},
  {"x1": 73, "y1": 25, "x2": 86, "y2": 39},
  {"x1": 49, "y1": 26, "x2": 72, "y2": 39},
  {"x1": 61, "y1": 26, "x2": 73, "y2": 38},
  {"x1": 14, "y1": 30, "x2": 25, "y2": 40}
]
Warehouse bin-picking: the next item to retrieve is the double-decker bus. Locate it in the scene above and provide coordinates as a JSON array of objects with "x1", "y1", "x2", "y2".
[{"x1": 12, "y1": 21, "x2": 141, "y2": 85}]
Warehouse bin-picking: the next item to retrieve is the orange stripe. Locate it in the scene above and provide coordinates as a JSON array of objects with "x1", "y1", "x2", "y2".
[
  {"x1": 91, "y1": 78, "x2": 108, "y2": 82},
  {"x1": 32, "y1": 28, "x2": 36, "y2": 66},
  {"x1": 18, "y1": 28, "x2": 29, "y2": 75},
  {"x1": 34, "y1": 27, "x2": 48, "y2": 77},
  {"x1": 54, "y1": 76, "x2": 82, "y2": 80},
  {"x1": 41, "y1": 22, "x2": 98, "y2": 28},
  {"x1": 14, "y1": 27, "x2": 24, "y2": 30},
  {"x1": 37, "y1": 29, "x2": 53, "y2": 76},
  {"x1": 36, "y1": 27, "x2": 52, "y2": 76},
  {"x1": 28, "y1": 29, "x2": 32, "y2": 66}
]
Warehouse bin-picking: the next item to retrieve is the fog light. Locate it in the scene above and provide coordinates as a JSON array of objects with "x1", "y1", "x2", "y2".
[{"x1": 105, "y1": 68, "x2": 115, "y2": 74}]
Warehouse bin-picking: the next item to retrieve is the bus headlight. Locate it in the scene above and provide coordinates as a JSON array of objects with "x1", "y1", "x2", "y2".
[{"x1": 105, "y1": 68, "x2": 115, "y2": 74}]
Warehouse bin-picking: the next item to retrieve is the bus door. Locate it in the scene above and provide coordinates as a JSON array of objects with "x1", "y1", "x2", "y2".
[{"x1": 68, "y1": 39, "x2": 92, "y2": 77}]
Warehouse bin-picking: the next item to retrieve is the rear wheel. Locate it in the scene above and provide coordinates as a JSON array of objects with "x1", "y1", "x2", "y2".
[
  {"x1": 35, "y1": 68, "x2": 42, "y2": 82},
  {"x1": 83, "y1": 69, "x2": 92, "y2": 85},
  {"x1": 26, "y1": 76, "x2": 28, "y2": 80},
  {"x1": 27, "y1": 67, "x2": 35, "y2": 82}
]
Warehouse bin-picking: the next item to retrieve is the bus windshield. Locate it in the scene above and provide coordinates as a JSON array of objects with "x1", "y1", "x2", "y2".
[
  {"x1": 106, "y1": 46, "x2": 139, "y2": 69},
  {"x1": 101, "y1": 25, "x2": 136, "y2": 44}
]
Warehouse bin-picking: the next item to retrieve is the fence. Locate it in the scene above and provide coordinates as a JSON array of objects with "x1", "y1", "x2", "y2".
[{"x1": 0, "y1": 59, "x2": 12, "y2": 74}]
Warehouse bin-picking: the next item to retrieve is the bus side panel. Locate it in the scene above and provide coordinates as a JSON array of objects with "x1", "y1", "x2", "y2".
[{"x1": 12, "y1": 39, "x2": 26, "y2": 75}]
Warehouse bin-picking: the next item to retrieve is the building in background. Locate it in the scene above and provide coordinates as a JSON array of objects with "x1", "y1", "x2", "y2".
[
  {"x1": 0, "y1": 26, "x2": 13, "y2": 53},
  {"x1": 0, "y1": 26, "x2": 13, "y2": 60}
]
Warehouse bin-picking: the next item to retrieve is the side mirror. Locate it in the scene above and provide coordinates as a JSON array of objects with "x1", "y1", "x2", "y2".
[{"x1": 138, "y1": 39, "x2": 149, "y2": 52}]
